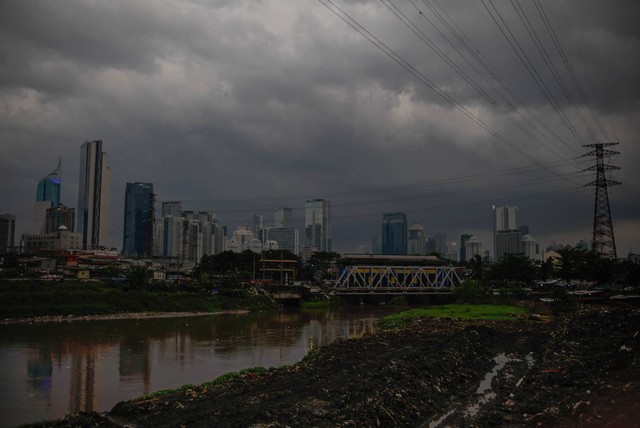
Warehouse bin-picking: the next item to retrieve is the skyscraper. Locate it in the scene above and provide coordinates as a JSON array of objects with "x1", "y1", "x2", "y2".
[
  {"x1": 492, "y1": 205, "x2": 517, "y2": 261},
  {"x1": 407, "y1": 223, "x2": 426, "y2": 255},
  {"x1": 36, "y1": 159, "x2": 62, "y2": 207},
  {"x1": 264, "y1": 227, "x2": 299, "y2": 255},
  {"x1": 253, "y1": 214, "x2": 264, "y2": 238},
  {"x1": 382, "y1": 212, "x2": 407, "y2": 255},
  {"x1": 465, "y1": 236, "x2": 483, "y2": 260},
  {"x1": 305, "y1": 199, "x2": 331, "y2": 252},
  {"x1": 45, "y1": 204, "x2": 75, "y2": 233},
  {"x1": 123, "y1": 182, "x2": 154, "y2": 256},
  {"x1": 0, "y1": 213, "x2": 16, "y2": 253},
  {"x1": 33, "y1": 159, "x2": 62, "y2": 234},
  {"x1": 495, "y1": 229, "x2": 523, "y2": 260},
  {"x1": 275, "y1": 207, "x2": 293, "y2": 228},
  {"x1": 162, "y1": 201, "x2": 181, "y2": 217},
  {"x1": 77, "y1": 140, "x2": 111, "y2": 249},
  {"x1": 433, "y1": 231, "x2": 447, "y2": 257},
  {"x1": 459, "y1": 233, "x2": 473, "y2": 262}
]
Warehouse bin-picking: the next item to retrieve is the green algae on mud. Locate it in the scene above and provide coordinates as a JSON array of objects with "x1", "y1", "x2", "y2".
[
  {"x1": 132, "y1": 367, "x2": 269, "y2": 402},
  {"x1": 378, "y1": 304, "x2": 528, "y2": 329}
]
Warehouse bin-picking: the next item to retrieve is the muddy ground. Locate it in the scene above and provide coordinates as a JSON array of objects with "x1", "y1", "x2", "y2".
[{"x1": 34, "y1": 306, "x2": 639, "y2": 427}]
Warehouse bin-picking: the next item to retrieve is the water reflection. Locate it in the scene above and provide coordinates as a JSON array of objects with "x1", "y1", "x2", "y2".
[{"x1": 0, "y1": 307, "x2": 395, "y2": 427}]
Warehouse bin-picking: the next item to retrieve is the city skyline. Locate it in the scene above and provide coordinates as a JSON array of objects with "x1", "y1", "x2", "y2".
[{"x1": 0, "y1": 1, "x2": 638, "y2": 255}]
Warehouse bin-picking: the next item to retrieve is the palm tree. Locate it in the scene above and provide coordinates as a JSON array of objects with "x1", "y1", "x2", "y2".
[{"x1": 468, "y1": 254, "x2": 485, "y2": 283}]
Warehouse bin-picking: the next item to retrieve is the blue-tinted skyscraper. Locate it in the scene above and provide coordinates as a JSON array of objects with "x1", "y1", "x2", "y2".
[
  {"x1": 36, "y1": 159, "x2": 61, "y2": 207},
  {"x1": 123, "y1": 182, "x2": 154, "y2": 256},
  {"x1": 382, "y1": 212, "x2": 407, "y2": 255},
  {"x1": 33, "y1": 159, "x2": 63, "y2": 234}
]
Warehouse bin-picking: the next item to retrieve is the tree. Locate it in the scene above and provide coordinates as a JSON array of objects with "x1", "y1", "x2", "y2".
[
  {"x1": 106, "y1": 262, "x2": 123, "y2": 279},
  {"x1": 489, "y1": 253, "x2": 535, "y2": 285},
  {"x1": 536, "y1": 258, "x2": 554, "y2": 282},
  {"x1": 126, "y1": 265, "x2": 149, "y2": 289},
  {"x1": 307, "y1": 251, "x2": 341, "y2": 283},
  {"x1": 556, "y1": 246, "x2": 576, "y2": 283},
  {"x1": 468, "y1": 254, "x2": 486, "y2": 283}
]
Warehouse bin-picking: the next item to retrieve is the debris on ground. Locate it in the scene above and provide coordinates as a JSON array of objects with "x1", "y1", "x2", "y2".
[{"x1": 32, "y1": 306, "x2": 640, "y2": 427}]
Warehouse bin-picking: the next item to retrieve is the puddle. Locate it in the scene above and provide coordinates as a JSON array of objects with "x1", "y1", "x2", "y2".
[
  {"x1": 427, "y1": 409, "x2": 454, "y2": 428},
  {"x1": 465, "y1": 354, "x2": 514, "y2": 417},
  {"x1": 426, "y1": 353, "x2": 536, "y2": 427}
]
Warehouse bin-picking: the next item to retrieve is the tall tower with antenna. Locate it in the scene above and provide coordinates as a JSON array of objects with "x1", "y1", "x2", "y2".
[{"x1": 583, "y1": 142, "x2": 620, "y2": 259}]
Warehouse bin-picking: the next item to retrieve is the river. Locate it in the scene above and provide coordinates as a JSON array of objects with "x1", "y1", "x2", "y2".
[{"x1": 0, "y1": 306, "x2": 398, "y2": 427}]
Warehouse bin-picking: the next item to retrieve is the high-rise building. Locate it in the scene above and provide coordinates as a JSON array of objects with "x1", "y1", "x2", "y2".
[
  {"x1": 459, "y1": 233, "x2": 473, "y2": 262},
  {"x1": 37, "y1": 159, "x2": 62, "y2": 207},
  {"x1": 228, "y1": 225, "x2": 254, "y2": 253},
  {"x1": 161, "y1": 201, "x2": 181, "y2": 217},
  {"x1": 275, "y1": 207, "x2": 293, "y2": 228},
  {"x1": 305, "y1": 199, "x2": 331, "y2": 252},
  {"x1": 253, "y1": 214, "x2": 264, "y2": 239},
  {"x1": 407, "y1": 223, "x2": 426, "y2": 255},
  {"x1": 123, "y1": 182, "x2": 154, "y2": 256},
  {"x1": 77, "y1": 140, "x2": 111, "y2": 249},
  {"x1": 495, "y1": 229, "x2": 523, "y2": 260},
  {"x1": 32, "y1": 201, "x2": 51, "y2": 234},
  {"x1": 493, "y1": 205, "x2": 518, "y2": 231},
  {"x1": 522, "y1": 234, "x2": 538, "y2": 261},
  {"x1": 0, "y1": 213, "x2": 16, "y2": 253},
  {"x1": 492, "y1": 205, "x2": 517, "y2": 261},
  {"x1": 382, "y1": 212, "x2": 407, "y2": 255},
  {"x1": 465, "y1": 236, "x2": 483, "y2": 260},
  {"x1": 264, "y1": 227, "x2": 299, "y2": 255},
  {"x1": 32, "y1": 159, "x2": 62, "y2": 234},
  {"x1": 424, "y1": 231, "x2": 448, "y2": 257},
  {"x1": 45, "y1": 204, "x2": 75, "y2": 233}
]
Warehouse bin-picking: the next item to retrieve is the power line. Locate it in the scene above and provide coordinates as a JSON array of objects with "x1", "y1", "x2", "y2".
[
  {"x1": 385, "y1": 0, "x2": 580, "y2": 165},
  {"x1": 317, "y1": 0, "x2": 579, "y2": 184},
  {"x1": 423, "y1": 0, "x2": 580, "y2": 161},
  {"x1": 480, "y1": 0, "x2": 587, "y2": 148},
  {"x1": 511, "y1": 0, "x2": 598, "y2": 144},
  {"x1": 535, "y1": 0, "x2": 610, "y2": 142}
]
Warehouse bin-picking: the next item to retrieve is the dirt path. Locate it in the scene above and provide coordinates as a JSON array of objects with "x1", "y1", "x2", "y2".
[{"x1": 33, "y1": 306, "x2": 639, "y2": 427}]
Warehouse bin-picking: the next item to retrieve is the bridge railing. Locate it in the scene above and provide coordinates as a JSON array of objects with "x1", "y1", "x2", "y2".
[{"x1": 333, "y1": 265, "x2": 462, "y2": 292}]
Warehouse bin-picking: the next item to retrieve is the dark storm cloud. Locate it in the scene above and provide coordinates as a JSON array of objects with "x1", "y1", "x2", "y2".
[{"x1": 0, "y1": 0, "x2": 638, "y2": 254}]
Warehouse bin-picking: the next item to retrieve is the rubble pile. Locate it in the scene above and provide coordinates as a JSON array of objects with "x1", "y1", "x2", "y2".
[{"x1": 37, "y1": 307, "x2": 639, "y2": 427}]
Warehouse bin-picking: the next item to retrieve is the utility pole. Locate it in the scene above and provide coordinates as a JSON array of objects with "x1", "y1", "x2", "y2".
[{"x1": 583, "y1": 142, "x2": 621, "y2": 259}]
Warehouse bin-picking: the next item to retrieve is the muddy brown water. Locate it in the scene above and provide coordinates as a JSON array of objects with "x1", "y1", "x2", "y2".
[{"x1": 0, "y1": 307, "x2": 399, "y2": 427}]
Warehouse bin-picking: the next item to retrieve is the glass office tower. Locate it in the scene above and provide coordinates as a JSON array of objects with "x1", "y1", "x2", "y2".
[
  {"x1": 123, "y1": 182, "x2": 154, "y2": 256},
  {"x1": 382, "y1": 212, "x2": 407, "y2": 255}
]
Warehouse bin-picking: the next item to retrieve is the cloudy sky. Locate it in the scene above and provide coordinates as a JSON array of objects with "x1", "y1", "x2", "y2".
[{"x1": 1, "y1": 0, "x2": 638, "y2": 256}]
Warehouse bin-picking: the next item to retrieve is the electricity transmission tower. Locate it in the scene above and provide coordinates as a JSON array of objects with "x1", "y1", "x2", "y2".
[{"x1": 583, "y1": 142, "x2": 621, "y2": 259}]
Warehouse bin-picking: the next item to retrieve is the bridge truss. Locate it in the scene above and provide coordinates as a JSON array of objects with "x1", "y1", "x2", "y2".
[{"x1": 334, "y1": 265, "x2": 462, "y2": 294}]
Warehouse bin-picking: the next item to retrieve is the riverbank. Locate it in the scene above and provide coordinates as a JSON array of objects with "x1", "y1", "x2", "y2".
[
  {"x1": 0, "y1": 280, "x2": 278, "y2": 320},
  {"x1": 0, "y1": 309, "x2": 250, "y2": 325},
  {"x1": 33, "y1": 306, "x2": 639, "y2": 427}
]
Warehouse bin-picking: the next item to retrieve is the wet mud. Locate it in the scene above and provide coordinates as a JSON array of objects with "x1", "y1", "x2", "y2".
[{"x1": 33, "y1": 306, "x2": 639, "y2": 427}]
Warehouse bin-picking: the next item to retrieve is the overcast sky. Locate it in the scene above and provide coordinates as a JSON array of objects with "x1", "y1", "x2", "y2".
[{"x1": 1, "y1": 0, "x2": 638, "y2": 256}]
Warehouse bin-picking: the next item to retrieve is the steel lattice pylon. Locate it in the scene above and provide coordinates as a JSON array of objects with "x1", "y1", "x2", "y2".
[{"x1": 583, "y1": 142, "x2": 621, "y2": 259}]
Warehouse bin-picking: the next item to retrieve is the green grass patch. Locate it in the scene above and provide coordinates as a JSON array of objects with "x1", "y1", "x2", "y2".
[
  {"x1": 301, "y1": 300, "x2": 330, "y2": 309},
  {"x1": 301, "y1": 296, "x2": 347, "y2": 311},
  {"x1": 378, "y1": 304, "x2": 528, "y2": 330}
]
